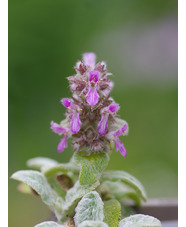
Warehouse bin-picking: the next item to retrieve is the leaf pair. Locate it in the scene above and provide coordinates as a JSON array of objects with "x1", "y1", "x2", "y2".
[
  {"x1": 11, "y1": 156, "x2": 102, "y2": 222},
  {"x1": 36, "y1": 189, "x2": 159, "y2": 227},
  {"x1": 74, "y1": 192, "x2": 160, "y2": 227}
]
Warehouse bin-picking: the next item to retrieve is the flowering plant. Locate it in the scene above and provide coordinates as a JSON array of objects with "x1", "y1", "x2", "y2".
[{"x1": 11, "y1": 53, "x2": 162, "y2": 227}]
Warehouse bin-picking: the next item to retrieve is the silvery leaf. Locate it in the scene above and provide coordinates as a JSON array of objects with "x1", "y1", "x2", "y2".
[
  {"x1": 118, "y1": 214, "x2": 162, "y2": 227},
  {"x1": 74, "y1": 191, "x2": 104, "y2": 226},
  {"x1": 101, "y1": 171, "x2": 147, "y2": 201},
  {"x1": 78, "y1": 221, "x2": 109, "y2": 227},
  {"x1": 73, "y1": 151, "x2": 109, "y2": 185},
  {"x1": 11, "y1": 170, "x2": 63, "y2": 221}
]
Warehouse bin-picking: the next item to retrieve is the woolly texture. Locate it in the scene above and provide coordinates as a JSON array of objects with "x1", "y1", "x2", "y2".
[
  {"x1": 51, "y1": 53, "x2": 128, "y2": 156},
  {"x1": 74, "y1": 191, "x2": 104, "y2": 226}
]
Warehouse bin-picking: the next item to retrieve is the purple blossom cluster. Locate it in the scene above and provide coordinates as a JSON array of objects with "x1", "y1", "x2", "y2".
[{"x1": 51, "y1": 53, "x2": 128, "y2": 157}]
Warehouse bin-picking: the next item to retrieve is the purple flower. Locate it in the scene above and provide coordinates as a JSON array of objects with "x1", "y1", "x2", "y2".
[
  {"x1": 50, "y1": 121, "x2": 67, "y2": 134},
  {"x1": 113, "y1": 124, "x2": 128, "y2": 137},
  {"x1": 85, "y1": 84, "x2": 100, "y2": 106},
  {"x1": 98, "y1": 103, "x2": 120, "y2": 135},
  {"x1": 83, "y1": 53, "x2": 96, "y2": 68},
  {"x1": 50, "y1": 121, "x2": 69, "y2": 152},
  {"x1": 57, "y1": 135, "x2": 68, "y2": 152},
  {"x1": 61, "y1": 98, "x2": 82, "y2": 134},
  {"x1": 114, "y1": 137, "x2": 127, "y2": 157},
  {"x1": 112, "y1": 123, "x2": 128, "y2": 157},
  {"x1": 108, "y1": 104, "x2": 120, "y2": 113},
  {"x1": 71, "y1": 111, "x2": 81, "y2": 134},
  {"x1": 61, "y1": 98, "x2": 71, "y2": 108},
  {"x1": 98, "y1": 113, "x2": 109, "y2": 135},
  {"x1": 85, "y1": 71, "x2": 100, "y2": 106},
  {"x1": 89, "y1": 71, "x2": 99, "y2": 83}
]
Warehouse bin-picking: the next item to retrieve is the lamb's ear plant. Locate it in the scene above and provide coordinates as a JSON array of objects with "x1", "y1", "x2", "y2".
[{"x1": 11, "y1": 53, "x2": 162, "y2": 227}]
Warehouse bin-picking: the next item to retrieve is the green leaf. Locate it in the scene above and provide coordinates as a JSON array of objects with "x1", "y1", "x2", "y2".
[
  {"x1": 97, "y1": 181, "x2": 141, "y2": 206},
  {"x1": 74, "y1": 191, "x2": 104, "y2": 226},
  {"x1": 78, "y1": 221, "x2": 109, "y2": 227},
  {"x1": 101, "y1": 171, "x2": 147, "y2": 201},
  {"x1": 11, "y1": 170, "x2": 63, "y2": 221},
  {"x1": 47, "y1": 177, "x2": 66, "y2": 198},
  {"x1": 44, "y1": 163, "x2": 79, "y2": 178},
  {"x1": 62, "y1": 180, "x2": 100, "y2": 220},
  {"x1": 34, "y1": 221, "x2": 62, "y2": 227},
  {"x1": 73, "y1": 151, "x2": 110, "y2": 185},
  {"x1": 104, "y1": 199, "x2": 121, "y2": 227},
  {"x1": 118, "y1": 214, "x2": 162, "y2": 227},
  {"x1": 27, "y1": 157, "x2": 59, "y2": 172}
]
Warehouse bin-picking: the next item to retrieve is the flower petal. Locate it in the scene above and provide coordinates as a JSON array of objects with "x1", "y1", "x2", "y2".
[
  {"x1": 109, "y1": 103, "x2": 120, "y2": 113},
  {"x1": 98, "y1": 113, "x2": 109, "y2": 135},
  {"x1": 57, "y1": 135, "x2": 68, "y2": 152},
  {"x1": 83, "y1": 53, "x2": 96, "y2": 68},
  {"x1": 113, "y1": 124, "x2": 128, "y2": 137},
  {"x1": 50, "y1": 121, "x2": 67, "y2": 134},
  {"x1": 61, "y1": 98, "x2": 71, "y2": 108},
  {"x1": 85, "y1": 84, "x2": 100, "y2": 106},
  {"x1": 89, "y1": 71, "x2": 100, "y2": 83},
  {"x1": 71, "y1": 111, "x2": 81, "y2": 134},
  {"x1": 114, "y1": 137, "x2": 127, "y2": 157}
]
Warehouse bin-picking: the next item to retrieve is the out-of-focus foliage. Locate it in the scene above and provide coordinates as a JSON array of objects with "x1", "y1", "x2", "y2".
[{"x1": 9, "y1": 0, "x2": 177, "y2": 226}]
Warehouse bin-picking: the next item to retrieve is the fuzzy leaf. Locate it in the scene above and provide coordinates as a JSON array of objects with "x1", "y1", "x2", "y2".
[
  {"x1": 118, "y1": 214, "x2": 162, "y2": 227},
  {"x1": 97, "y1": 181, "x2": 141, "y2": 206},
  {"x1": 78, "y1": 221, "x2": 109, "y2": 227},
  {"x1": 11, "y1": 170, "x2": 63, "y2": 220},
  {"x1": 27, "y1": 157, "x2": 59, "y2": 172},
  {"x1": 104, "y1": 199, "x2": 121, "y2": 227},
  {"x1": 74, "y1": 191, "x2": 104, "y2": 226},
  {"x1": 34, "y1": 221, "x2": 63, "y2": 227},
  {"x1": 44, "y1": 163, "x2": 79, "y2": 178},
  {"x1": 62, "y1": 180, "x2": 100, "y2": 220},
  {"x1": 47, "y1": 177, "x2": 66, "y2": 198},
  {"x1": 73, "y1": 151, "x2": 109, "y2": 185},
  {"x1": 101, "y1": 171, "x2": 147, "y2": 201}
]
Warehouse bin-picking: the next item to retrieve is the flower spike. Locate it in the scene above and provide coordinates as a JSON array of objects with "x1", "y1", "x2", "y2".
[{"x1": 51, "y1": 53, "x2": 128, "y2": 157}]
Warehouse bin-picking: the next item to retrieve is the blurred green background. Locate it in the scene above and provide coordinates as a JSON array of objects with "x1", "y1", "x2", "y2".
[{"x1": 9, "y1": 0, "x2": 177, "y2": 226}]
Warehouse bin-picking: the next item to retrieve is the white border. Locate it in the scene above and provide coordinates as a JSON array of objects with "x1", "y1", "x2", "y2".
[{"x1": 0, "y1": 0, "x2": 8, "y2": 226}]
